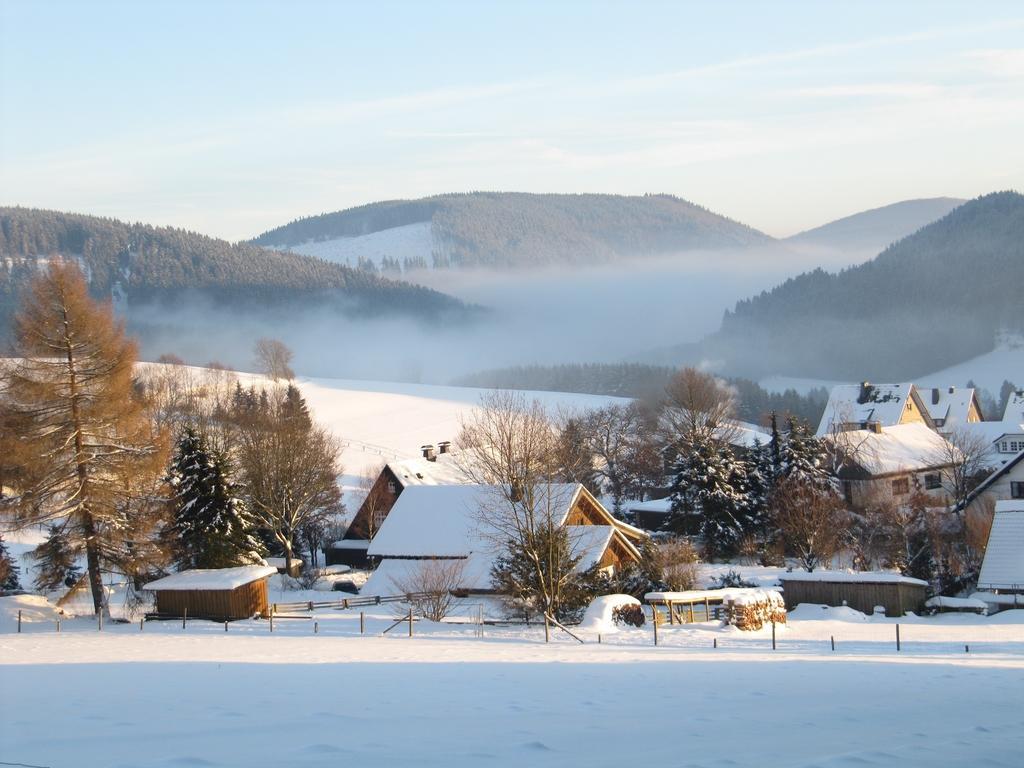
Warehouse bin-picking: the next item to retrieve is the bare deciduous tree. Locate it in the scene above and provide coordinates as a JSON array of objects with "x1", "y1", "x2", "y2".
[
  {"x1": 932, "y1": 427, "x2": 994, "y2": 512},
  {"x1": 660, "y1": 368, "x2": 739, "y2": 450},
  {"x1": 253, "y1": 337, "x2": 295, "y2": 381},
  {"x1": 772, "y1": 476, "x2": 845, "y2": 572},
  {"x1": 457, "y1": 392, "x2": 590, "y2": 618},
  {"x1": 390, "y1": 558, "x2": 466, "y2": 622}
]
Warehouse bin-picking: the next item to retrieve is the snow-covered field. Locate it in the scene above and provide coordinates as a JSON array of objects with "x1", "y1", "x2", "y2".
[
  {"x1": 286, "y1": 221, "x2": 435, "y2": 268},
  {"x1": 3, "y1": 597, "x2": 1024, "y2": 768}
]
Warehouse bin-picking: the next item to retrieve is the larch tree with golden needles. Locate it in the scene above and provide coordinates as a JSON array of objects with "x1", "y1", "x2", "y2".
[{"x1": 5, "y1": 262, "x2": 168, "y2": 614}]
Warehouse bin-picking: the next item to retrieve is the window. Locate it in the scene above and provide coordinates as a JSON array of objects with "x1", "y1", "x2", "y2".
[
  {"x1": 892, "y1": 477, "x2": 910, "y2": 495},
  {"x1": 924, "y1": 473, "x2": 942, "y2": 490},
  {"x1": 1000, "y1": 442, "x2": 1010, "y2": 452},
  {"x1": 386, "y1": 481, "x2": 397, "y2": 494},
  {"x1": 1012, "y1": 482, "x2": 1024, "y2": 500}
]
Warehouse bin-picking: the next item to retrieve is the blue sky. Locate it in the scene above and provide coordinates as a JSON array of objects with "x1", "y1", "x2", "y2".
[{"x1": 2, "y1": 1, "x2": 1023, "y2": 240}]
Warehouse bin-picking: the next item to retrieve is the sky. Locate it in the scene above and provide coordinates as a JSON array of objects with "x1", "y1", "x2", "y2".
[{"x1": 2, "y1": 1, "x2": 1023, "y2": 241}]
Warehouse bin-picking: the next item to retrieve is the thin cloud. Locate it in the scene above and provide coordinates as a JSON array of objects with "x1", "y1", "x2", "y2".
[
  {"x1": 963, "y1": 48, "x2": 1024, "y2": 77},
  {"x1": 788, "y1": 83, "x2": 945, "y2": 99}
]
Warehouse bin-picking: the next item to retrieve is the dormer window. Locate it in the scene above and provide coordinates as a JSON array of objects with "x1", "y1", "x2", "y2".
[{"x1": 387, "y1": 481, "x2": 397, "y2": 494}]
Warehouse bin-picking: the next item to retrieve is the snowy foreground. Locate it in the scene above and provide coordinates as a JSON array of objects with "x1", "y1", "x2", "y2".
[{"x1": 3, "y1": 604, "x2": 1024, "y2": 768}]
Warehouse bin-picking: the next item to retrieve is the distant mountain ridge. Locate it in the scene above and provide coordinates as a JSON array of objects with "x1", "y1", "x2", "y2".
[
  {"x1": 251, "y1": 192, "x2": 774, "y2": 269},
  {"x1": 0, "y1": 207, "x2": 471, "y2": 333},
  {"x1": 785, "y1": 197, "x2": 965, "y2": 256},
  {"x1": 655, "y1": 191, "x2": 1024, "y2": 381}
]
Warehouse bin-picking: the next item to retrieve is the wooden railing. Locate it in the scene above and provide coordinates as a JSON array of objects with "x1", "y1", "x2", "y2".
[{"x1": 271, "y1": 592, "x2": 435, "y2": 615}]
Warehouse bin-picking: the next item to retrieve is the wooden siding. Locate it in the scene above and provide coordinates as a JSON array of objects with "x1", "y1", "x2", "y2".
[
  {"x1": 153, "y1": 579, "x2": 269, "y2": 621},
  {"x1": 346, "y1": 465, "x2": 402, "y2": 540},
  {"x1": 779, "y1": 578, "x2": 925, "y2": 617}
]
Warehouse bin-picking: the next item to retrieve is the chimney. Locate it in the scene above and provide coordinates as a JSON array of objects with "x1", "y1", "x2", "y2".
[
  {"x1": 420, "y1": 444, "x2": 437, "y2": 462},
  {"x1": 437, "y1": 440, "x2": 451, "y2": 455},
  {"x1": 857, "y1": 381, "x2": 873, "y2": 404},
  {"x1": 949, "y1": 386, "x2": 956, "y2": 395},
  {"x1": 869, "y1": 422, "x2": 882, "y2": 434},
  {"x1": 932, "y1": 388, "x2": 940, "y2": 405}
]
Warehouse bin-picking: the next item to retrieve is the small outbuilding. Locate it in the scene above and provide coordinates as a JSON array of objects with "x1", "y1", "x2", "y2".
[
  {"x1": 779, "y1": 571, "x2": 927, "y2": 617},
  {"x1": 143, "y1": 565, "x2": 277, "y2": 621}
]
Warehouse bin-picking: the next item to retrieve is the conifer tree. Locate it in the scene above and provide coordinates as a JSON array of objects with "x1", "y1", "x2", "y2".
[
  {"x1": 5, "y1": 263, "x2": 169, "y2": 613},
  {"x1": 31, "y1": 524, "x2": 82, "y2": 591},
  {"x1": 778, "y1": 417, "x2": 834, "y2": 493},
  {"x1": 668, "y1": 442, "x2": 750, "y2": 558},
  {"x1": 0, "y1": 534, "x2": 21, "y2": 591},
  {"x1": 167, "y1": 427, "x2": 265, "y2": 570}
]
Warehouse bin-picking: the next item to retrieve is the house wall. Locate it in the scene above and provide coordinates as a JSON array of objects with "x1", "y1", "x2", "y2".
[
  {"x1": 153, "y1": 580, "x2": 269, "y2": 621},
  {"x1": 845, "y1": 470, "x2": 951, "y2": 509},
  {"x1": 899, "y1": 397, "x2": 928, "y2": 427},
  {"x1": 977, "y1": 462, "x2": 1024, "y2": 505},
  {"x1": 346, "y1": 465, "x2": 403, "y2": 540}
]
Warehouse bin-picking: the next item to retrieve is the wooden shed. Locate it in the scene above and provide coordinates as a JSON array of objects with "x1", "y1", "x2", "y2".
[
  {"x1": 779, "y1": 571, "x2": 927, "y2": 617},
  {"x1": 143, "y1": 565, "x2": 277, "y2": 621}
]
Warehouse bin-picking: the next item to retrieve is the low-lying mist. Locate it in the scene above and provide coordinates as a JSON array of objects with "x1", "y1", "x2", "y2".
[{"x1": 123, "y1": 243, "x2": 842, "y2": 384}]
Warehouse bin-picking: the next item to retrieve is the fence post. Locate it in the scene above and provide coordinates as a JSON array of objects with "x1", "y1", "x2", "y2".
[
  {"x1": 182, "y1": 607, "x2": 187, "y2": 630},
  {"x1": 17, "y1": 610, "x2": 21, "y2": 633},
  {"x1": 140, "y1": 618, "x2": 144, "y2": 632},
  {"x1": 598, "y1": 633, "x2": 602, "y2": 644},
  {"x1": 544, "y1": 613, "x2": 550, "y2": 643},
  {"x1": 771, "y1": 620, "x2": 776, "y2": 651},
  {"x1": 965, "y1": 644, "x2": 969, "y2": 653},
  {"x1": 895, "y1": 623, "x2": 900, "y2": 652},
  {"x1": 314, "y1": 621, "x2": 319, "y2": 634},
  {"x1": 225, "y1": 621, "x2": 229, "y2": 632},
  {"x1": 360, "y1": 611, "x2": 365, "y2": 635},
  {"x1": 713, "y1": 637, "x2": 717, "y2": 649},
  {"x1": 652, "y1": 606, "x2": 659, "y2": 647},
  {"x1": 831, "y1": 635, "x2": 835, "y2": 652},
  {"x1": 98, "y1": 612, "x2": 103, "y2": 632},
  {"x1": 408, "y1": 607, "x2": 413, "y2": 638},
  {"x1": 56, "y1": 618, "x2": 61, "y2": 633},
  {"x1": 270, "y1": 606, "x2": 274, "y2": 633}
]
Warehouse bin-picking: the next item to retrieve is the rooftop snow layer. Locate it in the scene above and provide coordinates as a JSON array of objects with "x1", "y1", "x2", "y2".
[
  {"x1": 918, "y1": 386, "x2": 978, "y2": 428},
  {"x1": 978, "y1": 501, "x2": 1024, "y2": 590},
  {"x1": 143, "y1": 566, "x2": 278, "y2": 591},
  {"x1": 778, "y1": 570, "x2": 928, "y2": 586},
  {"x1": 830, "y1": 422, "x2": 957, "y2": 476},
  {"x1": 816, "y1": 382, "x2": 916, "y2": 436}
]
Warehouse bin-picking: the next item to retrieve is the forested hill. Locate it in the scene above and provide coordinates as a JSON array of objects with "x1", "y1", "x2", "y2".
[
  {"x1": 0, "y1": 207, "x2": 470, "y2": 323},
  {"x1": 692, "y1": 191, "x2": 1024, "y2": 381},
  {"x1": 251, "y1": 192, "x2": 773, "y2": 269}
]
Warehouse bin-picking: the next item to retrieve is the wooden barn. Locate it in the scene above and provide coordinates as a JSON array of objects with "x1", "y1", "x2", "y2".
[
  {"x1": 779, "y1": 571, "x2": 927, "y2": 617},
  {"x1": 143, "y1": 565, "x2": 277, "y2": 621}
]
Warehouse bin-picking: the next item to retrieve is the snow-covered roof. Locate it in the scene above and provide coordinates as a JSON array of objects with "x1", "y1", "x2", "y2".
[
  {"x1": 1004, "y1": 390, "x2": 1024, "y2": 425},
  {"x1": 829, "y1": 422, "x2": 957, "y2": 476},
  {"x1": 264, "y1": 557, "x2": 303, "y2": 569},
  {"x1": 816, "y1": 382, "x2": 924, "y2": 437},
  {"x1": 143, "y1": 566, "x2": 278, "y2": 591},
  {"x1": 626, "y1": 497, "x2": 673, "y2": 514},
  {"x1": 778, "y1": 570, "x2": 927, "y2": 586},
  {"x1": 645, "y1": 587, "x2": 782, "y2": 603},
  {"x1": 961, "y1": 449, "x2": 1024, "y2": 509},
  {"x1": 917, "y1": 386, "x2": 980, "y2": 428},
  {"x1": 389, "y1": 453, "x2": 471, "y2": 488},
  {"x1": 724, "y1": 421, "x2": 771, "y2": 449},
  {"x1": 569, "y1": 525, "x2": 615, "y2": 571},
  {"x1": 329, "y1": 539, "x2": 370, "y2": 550},
  {"x1": 977, "y1": 501, "x2": 1024, "y2": 590}
]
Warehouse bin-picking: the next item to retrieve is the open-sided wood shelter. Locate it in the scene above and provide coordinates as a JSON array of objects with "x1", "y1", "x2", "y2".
[{"x1": 143, "y1": 565, "x2": 277, "y2": 621}]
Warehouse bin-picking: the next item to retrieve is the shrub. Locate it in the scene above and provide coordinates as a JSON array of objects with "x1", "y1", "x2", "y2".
[
  {"x1": 612, "y1": 603, "x2": 646, "y2": 627},
  {"x1": 710, "y1": 569, "x2": 756, "y2": 588},
  {"x1": 657, "y1": 539, "x2": 700, "y2": 592}
]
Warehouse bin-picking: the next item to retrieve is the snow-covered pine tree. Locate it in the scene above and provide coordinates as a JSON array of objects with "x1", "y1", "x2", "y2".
[
  {"x1": 167, "y1": 427, "x2": 265, "y2": 570},
  {"x1": 744, "y1": 438, "x2": 774, "y2": 537},
  {"x1": 778, "y1": 417, "x2": 835, "y2": 493},
  {"x1": 0, "y1": 534, "x2": 21, "y2": 591},
  {"x1": 668, "y1": 441, "x2": 751, "y2": 558}
]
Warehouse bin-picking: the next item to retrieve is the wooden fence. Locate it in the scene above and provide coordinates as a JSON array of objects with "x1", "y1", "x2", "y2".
[{"x1": 270, "y1": 591, "x2": 436, "y2": 616}]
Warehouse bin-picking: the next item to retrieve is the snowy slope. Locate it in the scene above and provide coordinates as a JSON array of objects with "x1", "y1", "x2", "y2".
[
  {"x1": 916, "y1": 334, "x2": 1024, "y2": 395},
  {"x1": 286, "y1": 221, "x2": 434, "y2": 268}
]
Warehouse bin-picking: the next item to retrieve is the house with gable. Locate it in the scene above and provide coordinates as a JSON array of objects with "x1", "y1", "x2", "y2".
[
  {"x1": 961, "y1": 449, "x2": 1024, "y2": 511},
  {"x1": 826, "y1": 422, "x2": 959, "y2": 508},
  {"x1": 360, "y1": 483, "x2": 648, "y2": 597},
  {"x1": 326, "y1": 442, "x2": 471, "y2": 567},
  {"x1": 917, "y1": 385, "x2": 984, "y2": 432},
  {"x1": 816, "y1": 382, "x2": 935, "y2": 438}
]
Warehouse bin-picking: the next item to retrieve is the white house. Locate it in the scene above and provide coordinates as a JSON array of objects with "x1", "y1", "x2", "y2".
[
  {"x1": 361, "y1": 483, "x2": 647, "y2": 596},
  {"x1": 962, "y1": 449, "x2": 1024, "y2": 510}
]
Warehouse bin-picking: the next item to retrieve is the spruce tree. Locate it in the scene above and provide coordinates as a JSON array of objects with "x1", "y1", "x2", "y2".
[
  {"x1": 168, "y1": 427, "x2": 265, "y2": 570},
  {"x1": 779, "y1": 418, "x2": 834, "y2": 493},
  {"x1": 31, "y1": 525, "x2": 81, "y2": 591},
  {"x1": 0, "y1": 534, "x2": 21, "y2": 591},
  {"x1": 668, "y1": 442, "x2": 750, "y2": 558}
]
